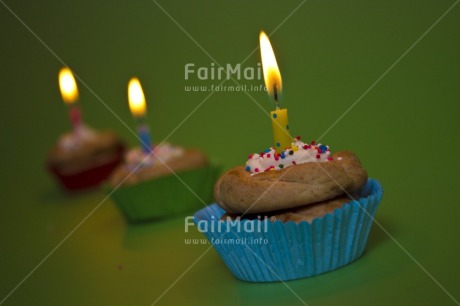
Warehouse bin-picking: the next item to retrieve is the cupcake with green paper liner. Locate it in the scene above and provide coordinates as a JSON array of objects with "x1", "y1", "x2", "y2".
[
  {"x1": 108, "y1": 143, "x2": 218, "y2": 223},
  {"x1": 107, "y1": 77, "x2": 219, "y2": 223},
  {"x1": 193, "y1": 32, "x2": 382, "y2": 282}
]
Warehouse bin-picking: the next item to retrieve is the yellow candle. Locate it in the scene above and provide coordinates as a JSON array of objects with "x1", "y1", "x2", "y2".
[
  {"x1": 260, "y1": 31, "x2": 293, "y2": 152},
  {"x1": 270, "y1": 108, "x2": 292, "y2": 150}
]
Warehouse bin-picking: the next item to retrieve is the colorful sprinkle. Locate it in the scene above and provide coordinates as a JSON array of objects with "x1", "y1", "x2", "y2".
[{"x1": 244, "y1": 137, "x2": 333, "y2": 174}]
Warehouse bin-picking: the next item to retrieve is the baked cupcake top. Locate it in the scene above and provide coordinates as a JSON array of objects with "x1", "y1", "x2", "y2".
[
  {"x1": 57, "y1": 125, "x2": 97, "y2": 151},
  {"x1": 109, "y1": 144, "x2": 209, "y2": 187},
  {"x1": 214, "y1": 137, "x2": 367, "y2": 214},
  {"x1": 123, "y1": 143, "x2": 185, "y2": 170},
  {"x1": 47, "y1": 125, "x2": 123, "y2": 168}
]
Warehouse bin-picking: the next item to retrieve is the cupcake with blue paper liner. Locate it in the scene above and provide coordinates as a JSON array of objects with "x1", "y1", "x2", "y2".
[
  {"x1": 194, "y1": 31, "x2": 382, "y2": 281},
  {"x1": 194, "y1": 138, "x2": 383, "y2": 282}
]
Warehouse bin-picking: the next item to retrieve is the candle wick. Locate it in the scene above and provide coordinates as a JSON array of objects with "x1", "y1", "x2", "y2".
[{"x1": 273, "y1": 85, "x2": 280, "y2": 109}]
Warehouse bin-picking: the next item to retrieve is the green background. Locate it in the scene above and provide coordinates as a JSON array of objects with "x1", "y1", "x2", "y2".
[{"x1": 1, "y1": 0, "x2": 460, "y2": 305}]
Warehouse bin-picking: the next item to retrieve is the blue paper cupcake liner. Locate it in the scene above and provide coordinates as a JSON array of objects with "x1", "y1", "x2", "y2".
[{"x1": 193, "y1": 178, "x2": 383, "y2": 282}]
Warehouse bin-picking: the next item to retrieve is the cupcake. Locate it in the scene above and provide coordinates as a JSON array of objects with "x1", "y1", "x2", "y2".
[
  {"x1": 108, "y1": 77, "x2": 219, "y2": 223},
  {"x1": 108, "y1": 143, "x2": 219, "y2": 223},
  {"x1": 46, "y1": 124, "x2": 125, "y2": 191},
  {"x1": 47, "y1": 67, "x2": 125, "y2": 191},
  {"x1": 194, "y1": 138, "x2": 383, "y2": 282}
]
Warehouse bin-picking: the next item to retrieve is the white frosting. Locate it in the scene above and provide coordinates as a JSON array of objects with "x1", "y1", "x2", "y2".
[
  {"x1": 58, "y1": 125, "x2": 97, "y2": 151},
  {"x1": 245, "y1": 139, "x2": 332, "y2": 174},
  {"x1": 125, "y1": 143, "x2": 185, "y2": 170}
]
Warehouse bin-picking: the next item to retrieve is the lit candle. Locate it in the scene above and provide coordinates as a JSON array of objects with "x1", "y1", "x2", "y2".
[
  {"x1": 58, "y1": 67, "x2": 82, "y2": 131},
  {"x1": 259, "y1": 31, "x2": 292, "y2": 152},
  {"x1": 128, "y1": 77, "x2": 152, "y2": 154}
]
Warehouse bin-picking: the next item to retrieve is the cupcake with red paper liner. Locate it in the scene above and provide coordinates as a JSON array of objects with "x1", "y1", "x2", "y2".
[
  {"x1": 107, "y1": 78, "x2": 219, "y2": 223},
  {"x1": 193, "y1": 32, "x2": 383, "y2": 282},
  {"x1": 46, "y1": 67, "x2": 124, "y2": 191}
]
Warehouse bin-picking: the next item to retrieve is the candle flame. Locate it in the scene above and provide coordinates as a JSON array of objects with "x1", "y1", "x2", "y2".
[
  {"x1": 59, "y1": 67, "x2": 79, "y2": 104},
  {"x1": 128, "y1": 77, "x2": 147, "y2": 117},
  {"x1": 259, "y1": 31, "x2": 282, "y2": 101}
]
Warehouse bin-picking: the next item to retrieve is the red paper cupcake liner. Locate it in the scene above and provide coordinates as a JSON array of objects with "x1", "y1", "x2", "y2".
[{"x1": 47, "y1": 144, "x2": 125, "y2": 191}]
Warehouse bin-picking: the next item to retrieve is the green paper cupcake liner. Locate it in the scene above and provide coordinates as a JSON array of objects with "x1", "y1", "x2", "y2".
[{"x1": 108, "y1": 164, "x2": 220, "y2": 223}]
